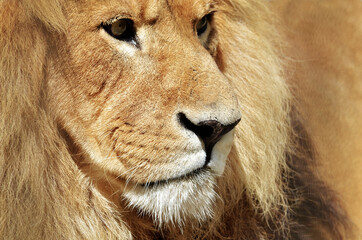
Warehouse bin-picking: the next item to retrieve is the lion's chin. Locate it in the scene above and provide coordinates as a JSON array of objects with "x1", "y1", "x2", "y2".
[{"x1": 122, "y1": 169, "x2": 217, "y2": 228}]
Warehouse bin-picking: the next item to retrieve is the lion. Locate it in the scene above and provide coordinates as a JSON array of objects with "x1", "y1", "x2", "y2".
[{"x1": 0, "y1": 0, "x2": 360, "y2": 239}]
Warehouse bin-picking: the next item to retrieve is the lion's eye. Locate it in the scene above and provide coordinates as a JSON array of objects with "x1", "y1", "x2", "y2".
[
  {"x1": 196, "y1": 15, "x2": 209, "y2": 36},
  {"x1": 102, "y1": 19, "x2": 137, "y2": 45}
]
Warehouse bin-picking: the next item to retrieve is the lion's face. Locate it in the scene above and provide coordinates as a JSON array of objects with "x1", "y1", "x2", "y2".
[{"x1": 47, "y1": 0, "x2": 240, "y2": 225}]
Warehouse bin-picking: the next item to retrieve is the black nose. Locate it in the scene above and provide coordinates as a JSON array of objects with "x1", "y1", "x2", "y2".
[{"x1": 178, "y1": 113, "x2": 240, "y2": 165}]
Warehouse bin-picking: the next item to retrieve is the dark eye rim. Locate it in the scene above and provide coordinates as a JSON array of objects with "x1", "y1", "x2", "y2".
[
  {"x1": 196, "y1": 13, "x2": 213, "y2": 36},
  {"x1": 101, "y1": 18, "x2": 139, "y2": 47}
]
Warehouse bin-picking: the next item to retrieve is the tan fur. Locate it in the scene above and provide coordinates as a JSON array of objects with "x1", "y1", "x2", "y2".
[
  {"x1": 272, "y1": 0, "x2": 362, "y2": 238},
  {"x1": 0, "y1": 0, "x2": 359, "y2": 239}
]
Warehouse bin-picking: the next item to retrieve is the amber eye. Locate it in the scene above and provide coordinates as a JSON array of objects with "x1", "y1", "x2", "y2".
[
  {"x1": 196, "y1": 15, "x2": 209, "y2": 36},
  {"x1": 102, "y1": 19, "x2": 137, "y2": 44}
]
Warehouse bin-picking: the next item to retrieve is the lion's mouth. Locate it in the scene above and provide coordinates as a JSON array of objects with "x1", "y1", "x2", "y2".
[
  {"x1": 138, "y1": 128, "x2": 236, "y2": 188},
  {"x1": 140, "y1": 166, "x2": 210, "y2": 188}
]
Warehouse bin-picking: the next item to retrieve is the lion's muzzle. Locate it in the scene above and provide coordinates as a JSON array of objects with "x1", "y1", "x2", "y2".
[{"x1": 178, "y1": 112, "x2": 241, "y2": 170}]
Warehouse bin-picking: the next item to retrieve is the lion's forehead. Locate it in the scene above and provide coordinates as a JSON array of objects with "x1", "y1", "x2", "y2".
[{"x1": 72, "y1": 0, "x2": 219, "y2": 26}]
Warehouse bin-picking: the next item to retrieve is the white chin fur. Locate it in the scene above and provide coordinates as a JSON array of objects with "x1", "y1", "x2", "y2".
[
  {"x1": 123, "y1": 170, "x2": 216, "y2": 228},
  {"x1": 122, "y1": 130, "x2": 235, "y2": 227}
]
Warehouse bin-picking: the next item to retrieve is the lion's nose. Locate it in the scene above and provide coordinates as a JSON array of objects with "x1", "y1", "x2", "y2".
[{"x1": 178, "y1": 113, "x2": 240, "y2": 164}]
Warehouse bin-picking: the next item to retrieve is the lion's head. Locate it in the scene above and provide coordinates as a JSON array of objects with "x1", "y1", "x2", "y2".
[
  {"x1": 49, "y1": 0, "x2": 244, "y2": 226},
  {"x1": 43, "y1": 0, "x2": 290, "y2": 227},
  {"x1": 0, "y1": 0, "x2": 351, "y2": 239}
]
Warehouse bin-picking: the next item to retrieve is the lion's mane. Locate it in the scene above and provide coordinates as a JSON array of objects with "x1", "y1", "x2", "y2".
[{"x1": 0, "y1": 0, "x2": 351, "y2": 239}]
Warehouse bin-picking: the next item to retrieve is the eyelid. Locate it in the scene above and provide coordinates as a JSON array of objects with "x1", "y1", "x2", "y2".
[
  {"x1": 201, "y1": 10, "x2": 216, "y2": 19},
  {"x1": 103, "y1": 14, "x2": 133, "y2": 26}
]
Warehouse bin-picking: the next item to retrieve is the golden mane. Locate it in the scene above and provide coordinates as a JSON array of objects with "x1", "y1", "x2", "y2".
[
  {"x1": 0, "y1": 0, "x2": 355, "y2": 239},
  {"x1": 0, "y1": 1, "x2": 132, "y2": 239}
]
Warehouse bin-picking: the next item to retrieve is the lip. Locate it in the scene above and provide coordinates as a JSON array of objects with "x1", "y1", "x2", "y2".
[
  {"x1": 140, "y1": 166, "x2": 210, "y2": 188},
  {"x1": 138, "y1": 129, "x2": 236, "y2": 188}
]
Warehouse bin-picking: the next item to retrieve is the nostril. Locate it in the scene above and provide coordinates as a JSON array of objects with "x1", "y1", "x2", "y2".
[
  {"x1": 177, "y1": 112, "x2": 240, "y2": 165},
  {"x1": 178, "y1": 113, "x2": 215, "y2": 139}
]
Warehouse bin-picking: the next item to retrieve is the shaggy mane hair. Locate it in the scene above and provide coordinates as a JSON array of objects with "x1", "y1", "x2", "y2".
[{"x1": 0, "y1": 0, "x2": 351, "y2": 239}]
